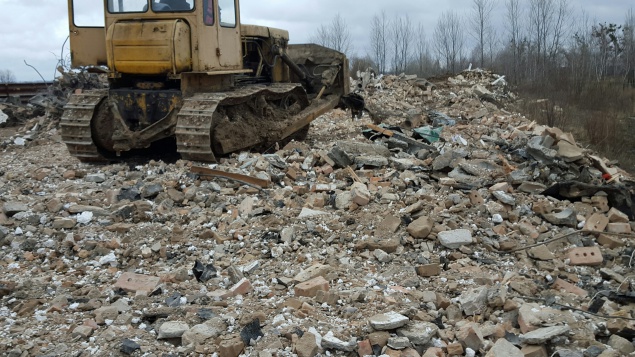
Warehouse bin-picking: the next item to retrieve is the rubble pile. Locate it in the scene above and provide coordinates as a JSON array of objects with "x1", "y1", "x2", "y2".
[
  {"x1": 0, "y1": 69, "x2": 106, "y2": 130},
  {"x1": 0, "y1": 101, "x2": 45, "y2": 129},
  {"x1": 1, "y1": 69, "x2": 635, "y2": 357}
]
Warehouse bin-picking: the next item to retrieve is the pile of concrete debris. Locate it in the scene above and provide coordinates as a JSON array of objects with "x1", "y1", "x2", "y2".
[
  {"x1": 1, "y1": 68, "x2": 635, "y2": 357},
  {"x1": 0, "y1": 69, "x2": 106, "y2": 129}
]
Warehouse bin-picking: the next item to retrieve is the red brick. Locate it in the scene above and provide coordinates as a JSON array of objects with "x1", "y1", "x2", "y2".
[
  {"x1": 357, "y1": 339, "x2": 373, "y2": 357},
  {"x1": 320, "y1": 165, "x2": 334, "y2": 175},
  {"x1": 218, "y1": 336, "x2": 244, "y2": 357},
  {"x1": 597, "y1": 234, "x2": 625, "y2": 249},
  {"x1": 607, "y1": 222, "x2": 631, "y2": 234},
  {"x1": 469, "y1": 191, "x2": 484, "y2": 205},
  {"x1": 591, "y1": 196, "x2": 610, "y2": 212},
  {"x1": 385, "y1": 348, "x2": 402, "y2": 357},
  {"x1": 447, "y1": 342, "x2": 464, "y2": 355},
  {"x1": 456, "y1": 324, "x2": 484, "y2": 351},
  {"x1": 567, "y1": 246, "x2": 603, "y2": 266},
  {"x1": 416, "y1": 264, "x2": 441, "y2": 277},
  {"x1": 286, "y1": 168, "x2": 299, "y2": 181},
  {"x1": 422, "y1": 347, "x2": 444, "y2": 357},
  {"x1": 583, "y1": 213, "x2": 609, "y2": 232},
  {"x1": 552, "y1": 278, "x2": 588, "y2": 297},
  {"x1": 521, "y1": 345, "x2": 548, "y2": 357},
  {"x1": 351, "y1": 183, "x2": 371, "y2": 206},
  {"x1": 293, "y1": 185, "x2": 309, "y2": 195},
  {"x1": 608, "y1": 208, "x2": 630, "y2": 223},
  {"x1": 294, "y1": 276, "x2": 329, "y2": 297},
  {"x1": 296, "y1": 332, "x2": 319, "y2": 357},
  {"x1": 229, "y1": 278, "x2": 253, "y2": 296},
  {"x1": 114, "y1": 272, "x2": 160, "y2": 294}
]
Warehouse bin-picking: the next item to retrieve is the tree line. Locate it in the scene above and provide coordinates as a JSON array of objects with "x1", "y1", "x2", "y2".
[{"x1": 311, "y1": 0, "x2": 635, "y2": 89}]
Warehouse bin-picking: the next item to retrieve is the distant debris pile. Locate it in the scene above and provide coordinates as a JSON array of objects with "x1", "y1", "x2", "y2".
[{"x1": 0, "y1": 68, "x2": 106, "y2": 128}]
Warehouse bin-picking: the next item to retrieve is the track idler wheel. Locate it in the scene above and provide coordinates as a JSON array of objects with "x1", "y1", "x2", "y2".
[{"x1": 90, "y1": 99, "x2": 117, "y2": 156}]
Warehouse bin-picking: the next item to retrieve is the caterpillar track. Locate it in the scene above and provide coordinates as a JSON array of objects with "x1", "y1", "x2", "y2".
[
  {"x1": 60, "y1": 90, "x2": 108, "y2": 162},
  {"x1": 176, "y1": 83, "x2": 309, "y2": 162},
  {"x1": 61, "y1": 84, "x2": 339, "y2": 163}
]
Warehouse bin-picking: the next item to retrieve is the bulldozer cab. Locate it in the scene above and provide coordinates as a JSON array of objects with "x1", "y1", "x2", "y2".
[{"x1": 67, "y1": 0, "x2": 243, "y2": 74}]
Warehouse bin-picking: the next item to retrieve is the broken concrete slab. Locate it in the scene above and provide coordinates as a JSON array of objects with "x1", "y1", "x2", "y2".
[
  {"x1": 438, "y1": 229, "x2": 473, "y2": 249},
  {"x1": 520, "y1": 325, "x2": 571, "y2": 344}
]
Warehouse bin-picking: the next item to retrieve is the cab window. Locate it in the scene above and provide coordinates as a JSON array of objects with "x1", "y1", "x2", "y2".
[
  {"x1": 107, "y1": 0, "x2": 148, "y2": 13},
  {"x1": 218, "y1": 0, "x2": 236, "y2": 27},
  {"x1": 73, "y1": 0, "x2": 106, "y2": 26},
  {"x1": 204, "y1": 0, "x2": 214, "y2": 25},
  {"x1": 152, "y1": 0, "x2": 195, "y2": 12}
]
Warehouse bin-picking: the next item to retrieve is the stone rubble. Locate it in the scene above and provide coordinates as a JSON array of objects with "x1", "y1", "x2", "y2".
[{"x1": 0, "y1": 68, "x2": 634, "y2": 357}]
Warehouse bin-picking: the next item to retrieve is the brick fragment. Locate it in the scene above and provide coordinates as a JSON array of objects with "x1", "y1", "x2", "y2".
[
  {"x1": 351, "y1": 182, "x2": 371, "y2": 206},
  {"x1": 416, "y1": 264, "x2": 440, "y2": 277},
  {"x1": 294, "y1": 276, "x2": 329, "y2": 298},
  {"x1": 446, "y1": 342, "x2": 464, "y2": 355},
  {"x1": 296, "y1": 332, "x2": 319, "y2": 357},
  {"x1": 229, "y1": 278, "x2": 253, "y2": 296},
  {"x1": 567, "y1": 246, "x2": 603, "y2": 266},
  {"x1": 357, "y1": 339, "x2": 373, "y2": 357},
  {"x1": 469, "y1": 191, "x2": 484, "y2": 205},
  {"x1": 218, "y1": 336, "x2": 245, "y2": 357},
  {"x1": 597, "y1": 234, "x2": 625, "y2": 248},
  {"x1": 407, "y1": 216, "x2": 434, "y2": 239},
  {"x1": 521, "y1": 345, "x2": 548, "y2": 357},
  {"x1": 315, "y1": 290, "x2": 339, "y2": 305},
  {"x1": 552, "y1": 278, "x2": 588, "y2": 297},
  {"x1": 456, "y1": 324, "x2": 484, "y2": 351},
  {"x1": 608, "y1": 207, "x2": 630, "y2": 223},
  {"x1": 72, "y1": 325, "x2": 94, "y2": 339},
  {"x1": 583, "y1": 213, "x2": 609, "y2": 232},
  {"x1": 607, "y1": 222, "x2": 631, "y2": 234},
  {"x1": 114, "y1": 272, "x2": 160, "y2": 294}
]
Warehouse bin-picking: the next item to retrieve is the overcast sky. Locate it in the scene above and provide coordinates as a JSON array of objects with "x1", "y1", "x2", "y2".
[{"x1": 0, "y1": 0, "x2": 630, "y2": 82}]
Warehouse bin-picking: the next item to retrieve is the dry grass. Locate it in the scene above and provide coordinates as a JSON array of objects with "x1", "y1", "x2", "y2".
[{"x1": 516, "y1": 79, "x2": 635, "y2": 173}]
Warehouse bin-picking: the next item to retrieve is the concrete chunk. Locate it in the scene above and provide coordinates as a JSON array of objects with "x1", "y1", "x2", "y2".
[
  {"x1": 369, "y1": 311, "x2": 409, "y2": 330},
  {"x1": 520, "y1": 325, "x2": 571, "y2": 344},
  {"x1": 321, "y1": 331, "x2": 356, "y2": 352},
  {"x1": 438, "y1": 229, "x2": 473, "y2": 249},
  {"x1": 459, "y1": 286, "x2": 488, "y2": 316},
  {"x1": 407, "y1": 216, "x2": 434, "y2": 239},
  {"x1": 396, "y1": 321, "x2": 438, "y2": 345},
  {"x1": 158, "y1": 321, "x2": 189, "y2": 339},
  {"x1": 485, "y1": 338, "x2": 523, "y2": 357},
  {"x1": 2, "y1": 202, "x2": 28, "y2": 217},
  {"x1": 114, "y1": 272, "x2": 160, "y2": 294}
]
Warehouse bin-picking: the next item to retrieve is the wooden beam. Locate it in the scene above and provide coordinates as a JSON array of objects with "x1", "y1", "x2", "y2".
[{"x1": 191, "y1": 166, "x2": 271, "y2": 189}]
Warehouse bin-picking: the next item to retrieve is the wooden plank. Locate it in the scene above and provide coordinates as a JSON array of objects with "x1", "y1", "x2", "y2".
[
  {"x1": 191, "y1": 166, "x2": 270, "y2": 189},
  {"x1": 366, "y1": 124, "x2": 394, "y2": 137}
]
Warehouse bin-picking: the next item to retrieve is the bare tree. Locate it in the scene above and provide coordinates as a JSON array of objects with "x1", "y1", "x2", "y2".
[
  {"x1": 547, "y1": 0, "x2": 570, "y2": 62},
  {"x1": 370, "y1": 11, "x2": 389, "y2": 73},
  {"x1": 413, "y1": 23, "x2": 434, "y2": 76},
  {"x1": 391, "y1": 15, "x2": 414, "y2": 74},
  {"x1": 310, "y1": 14, "x2": 352, "y2": 56},
  {"x1": 505, "y1": 0, "x2": 524, "y2": 79},
  {"x1": 624, "y1": 9, "x2": 635, "y2": 72},
  {"x1": 434, "y1": 11, "x2": 465, "y2": 73},
  {"x1": 528, "y1": 0, "x2": 553, "y2": 74},
  {"x1": 528, "y1": 0, "x2": 570, "y2": 79},
  {"x1": 350, "y1": 55, "x2": 376, "y2": 77},
  {"x1": 470, "y1": 0, "x2": 496, "y2": 68},
  {"x1": 0, "y1": 70, "x2": 16, "y2": 85},
  {"x1": 567, "y1": 10, "x2": 593, "y2": 92}
]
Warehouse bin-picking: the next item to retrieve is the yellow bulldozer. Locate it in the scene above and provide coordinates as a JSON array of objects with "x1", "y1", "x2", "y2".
[{"x1": 62, "y1": 0, "x2": 354, "y2": 162}]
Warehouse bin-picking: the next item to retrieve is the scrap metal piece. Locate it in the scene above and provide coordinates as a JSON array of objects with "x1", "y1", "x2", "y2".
[{"x1": 366, "y1": 124, "x2": 436, "y2": 154}]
